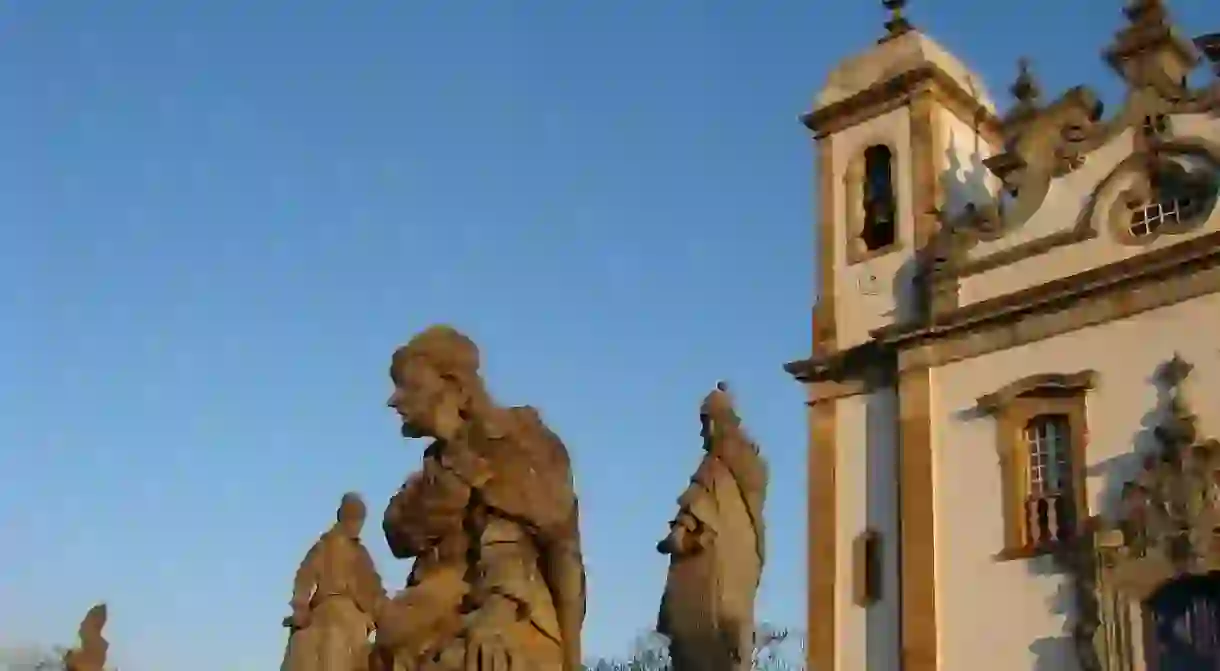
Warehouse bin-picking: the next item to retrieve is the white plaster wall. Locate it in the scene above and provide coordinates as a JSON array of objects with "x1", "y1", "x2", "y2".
[
  {"x1": 959, "y1": 113, "x2": 1220, "y2": 307},
  {"x1": 936, "y1": 109, "x2": 1000, "y2": 219},
  {"x1": 835, "y1": 392, "x2": 869, "y2": 671},
  {"x1": 834, "y1": 387, "x2": 902, "y2": 671},
  {"x1": 932, "y1": 293, "x2": 1220, "y2": 671},
  {"x1": 832, "y1": 107, "x2": 915, "y2": 350}
]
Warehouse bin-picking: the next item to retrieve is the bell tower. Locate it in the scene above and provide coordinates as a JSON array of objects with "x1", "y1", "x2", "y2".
[
  {"x1": 799, "y1": 3, "x2": 1003, "y2": 671},
  {"x1": 807, "y1": 0, "x2": 1003, "y2": 355}
]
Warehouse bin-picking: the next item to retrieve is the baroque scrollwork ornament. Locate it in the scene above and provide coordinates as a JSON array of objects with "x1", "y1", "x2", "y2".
[
  {"x1": 1102, "y1": 355, "x2": 1220, "y2": 573},
  {"x1": 931, "y1": 2, "x2": 1216, "y2": 262},
  {"x1": 1071, "y1": 355, "x2": 1220, "y2": 671}
]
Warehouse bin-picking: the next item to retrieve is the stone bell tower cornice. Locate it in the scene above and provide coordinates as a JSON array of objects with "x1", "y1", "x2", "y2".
[{"x1": 800, "y1": 1, "x2": 1001, "y2": 143}]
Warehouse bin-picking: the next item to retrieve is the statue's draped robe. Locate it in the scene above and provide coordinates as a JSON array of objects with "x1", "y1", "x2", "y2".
[
  {"x1": 658, "y1": 437, "x2": 767, "y2": 671},
  {"x1": 377, "y1": 406, "x2": 586, "y2": 671},
  {"x1": 63, "y1": 636, "x2": 107, "y2": 671},
  {"x1": 282, "y1": 528, "x2": 385, "y2": 671}
]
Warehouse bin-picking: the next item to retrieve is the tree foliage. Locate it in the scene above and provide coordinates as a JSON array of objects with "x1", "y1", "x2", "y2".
[
  {"x1": 0, "y1": 646, "x2": 66, "y2": 671},
  {"x1": 583, "y1": 624, "x2": 805, "y2": 671},
  {"x1": 0, "y1": 646, "x2": 116, "y2": 671}
]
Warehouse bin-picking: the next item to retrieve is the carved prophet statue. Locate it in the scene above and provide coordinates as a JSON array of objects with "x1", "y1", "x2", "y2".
[
  {"x1": 657, "y1": 382, "x2": 769, "y2": 671},
  {"x1": 372, "y1": 325, "x2": 586, "y2": 671},
  {"x1": 63, "y1": 603, "x2": 108, "y2": 671},
  {"x1": 281, "y1": 492, "x2": 386, "y2": 671}
]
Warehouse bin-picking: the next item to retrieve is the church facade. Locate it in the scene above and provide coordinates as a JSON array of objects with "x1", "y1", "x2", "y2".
[{"x1": 785, "y1": 2, "x2": 1220, "y2": 670}]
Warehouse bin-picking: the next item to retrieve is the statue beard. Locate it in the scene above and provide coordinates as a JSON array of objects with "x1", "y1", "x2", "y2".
[
  {"x1": 400, "y1": 419, "x2": 428, "y2": 439},
  {"x1": 399, "y1": 388, "x2": 461, "y2": 441}
]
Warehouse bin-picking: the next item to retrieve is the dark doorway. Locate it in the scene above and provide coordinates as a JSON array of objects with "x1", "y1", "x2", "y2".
[{"x1": 1145, "y1": 572, "x2": 1220, "y2": 670}]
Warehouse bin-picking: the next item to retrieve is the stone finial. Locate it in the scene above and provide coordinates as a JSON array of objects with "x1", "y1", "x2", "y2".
[
  {"x1": 1105, "y1": 0, "x2": 1197, "y2": 88},
  {"x1": 1156, "y1": 352, "x2": 1194, "y2": 391},
  {"x1": 1010, "y1": 58, "x2": 1041, "y2": 108},
  {"x1": 881, "y1": 0, "x2": 912, "y2": 41},
  {"x1": 1154, "y1": 353, "x2": 1198, "y2": 448}
]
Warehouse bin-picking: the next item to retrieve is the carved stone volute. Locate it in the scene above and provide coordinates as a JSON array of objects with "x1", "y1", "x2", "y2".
[
  {"x1": 945, "y1": 62, "x2": 1105, "y2": 241},
  {"x1": 937, "y1": 7, "x2": 1216, "y2": 256}
]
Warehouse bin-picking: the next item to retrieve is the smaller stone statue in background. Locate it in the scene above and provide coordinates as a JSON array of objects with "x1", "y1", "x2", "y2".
[
  {"x1": 657, "y1": 381, "x2": 769, "y2": 671},
  {"x1": 281, "y1": 492, "x2": 386, "y2": 671},
  {"x1": 63, "y1": 603, "x2": 108, "y2": 671}
]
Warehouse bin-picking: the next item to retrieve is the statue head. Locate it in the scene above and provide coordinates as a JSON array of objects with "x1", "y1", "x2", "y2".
[
  {"x1": 700, "y1": 381, "x2": 741, "y2": 444},
  {"x1": 80, "y1": 603, "x2": 107, "y2": 641},
  {"x1": 337, "y1": 492, "x2": 367, "y2": 538},
  {"x1": 387, "y1": 325, "x2": 489, "y2": 442}
]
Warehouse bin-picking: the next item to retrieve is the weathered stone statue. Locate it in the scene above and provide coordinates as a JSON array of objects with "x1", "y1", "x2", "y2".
[
  {"x1": 373, "y1": 325, "x2": 586, "y2": 671},
  {"x1": 657, "y1": 382, "x2": 769, "y2": 671},
  {"x1": 281, "y1": 492, "x2": 386, "y2": 671},
  {"x1": 63, "y1": 603, "x2": 108, "y2": 671}
]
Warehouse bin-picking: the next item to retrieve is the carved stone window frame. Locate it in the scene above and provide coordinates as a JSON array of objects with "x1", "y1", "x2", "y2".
[
  {"x1": 845, "y1": 139, "x2": 904, "y2": 265},
  {"x1": 976, "y1": 371, "x2": 1097, "y2": 560}
]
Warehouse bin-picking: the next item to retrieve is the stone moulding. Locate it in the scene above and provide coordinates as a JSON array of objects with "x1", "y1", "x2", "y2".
[
  {"x1": 975, "y1": 371, "x2": 1099, "y2": 414},
  {"x1": 784, "y1": 229, "x2": 1220, "y2": 385}
]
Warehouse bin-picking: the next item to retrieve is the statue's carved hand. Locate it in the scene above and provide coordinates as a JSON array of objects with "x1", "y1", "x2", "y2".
[
  {"x1": 658, "y1": 525, "x2": 707, "y2": 556},
  {"x1": 463, "y1": 624, "x2": 512, "y2": 671},
  {"x1": 459, "y1": 594, "x2": 518, "y2": 671},
  {"x1": 290, "y1": 605, "x2": 313, "y2": 630}
]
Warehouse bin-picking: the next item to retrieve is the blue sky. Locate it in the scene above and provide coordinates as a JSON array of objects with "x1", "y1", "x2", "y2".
[{"x1": 0, "y1": 1, "x2": 1213, "y2": 669}]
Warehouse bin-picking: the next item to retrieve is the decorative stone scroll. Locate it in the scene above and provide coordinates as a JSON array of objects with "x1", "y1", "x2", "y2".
[{"x1": 923, "y1": 2, "x2": 1219, "y2": 293}]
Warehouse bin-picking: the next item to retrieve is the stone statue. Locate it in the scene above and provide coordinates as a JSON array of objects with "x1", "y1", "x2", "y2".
[
  {"x1": 63, "y1": 603, "x2": 108, "y2": 671},
  {"x1": 281, "y1": 492, "x2": 386, "y2": 671},
  {"x1": 657, "y1": 382, "x2": 769, "y2": 671},
  {"x1": 373, "y1": 325, "x2": 586, "y2": 671}
]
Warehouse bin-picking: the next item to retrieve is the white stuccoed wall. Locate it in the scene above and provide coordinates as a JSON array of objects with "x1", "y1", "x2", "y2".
[{"x1": 931, "y1": 295, "x2": 1220, "y2": 671}]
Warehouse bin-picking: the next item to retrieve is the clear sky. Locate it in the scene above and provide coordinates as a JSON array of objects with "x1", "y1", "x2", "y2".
[{"x1": 0, "y1": 1, "x2": 1214, "y2": 669}]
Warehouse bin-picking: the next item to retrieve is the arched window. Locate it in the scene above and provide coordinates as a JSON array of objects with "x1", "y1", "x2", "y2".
[{"x1": 861, "y1": 145, "x2": 897, "y2": 251}]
